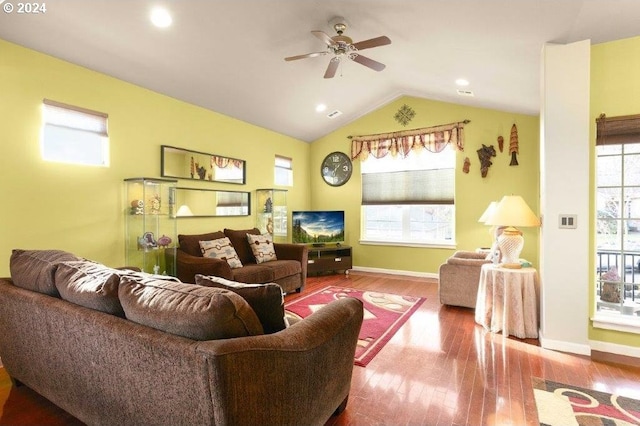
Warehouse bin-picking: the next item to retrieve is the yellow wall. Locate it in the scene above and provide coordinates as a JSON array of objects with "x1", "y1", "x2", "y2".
[
  {"x1": 0, "y1": 39, "x2": 310, "y2": 276},
  {"x1": 590, "y1": 35, "x2": 640, "y2": 346},
  {"x1": 311, "y1": 96, "x2": 540, "y2": 274}
]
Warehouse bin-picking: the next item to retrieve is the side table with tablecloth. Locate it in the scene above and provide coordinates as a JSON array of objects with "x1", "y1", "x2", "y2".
[{"x1": 474, "y1": 264, "x2": 539, "y2": 339}]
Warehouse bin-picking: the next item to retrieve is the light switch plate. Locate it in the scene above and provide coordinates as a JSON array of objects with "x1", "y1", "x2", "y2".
[{"x1": 559, "y1": 214, "x2": 577, "y2": 229}]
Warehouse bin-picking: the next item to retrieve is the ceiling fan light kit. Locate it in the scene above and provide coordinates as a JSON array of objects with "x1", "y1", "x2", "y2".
[{"x1": 284, "y1": 16, "x2": 391, "y2": 79}]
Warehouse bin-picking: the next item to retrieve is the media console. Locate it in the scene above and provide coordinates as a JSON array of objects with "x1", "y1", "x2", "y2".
[{"x1": 307, "y1": 245, "x2": 352, "y2": 276}]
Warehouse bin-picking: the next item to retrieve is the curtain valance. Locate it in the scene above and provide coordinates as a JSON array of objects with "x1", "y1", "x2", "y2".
[
  {"x1": 350, "y1": 121, "x2": 468, "y2": 161},
  {"x1": 596, "y1": 113, "x2": 640, "y2": 145}
]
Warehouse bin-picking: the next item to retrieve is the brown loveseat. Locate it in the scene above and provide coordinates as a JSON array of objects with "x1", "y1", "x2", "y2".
[
  {"x1": 175, "y1": 228, "x2": 308, "y2": 293},
  {"x1": 438, "y1": 250, "x2": 492, "y2": 308},
  {"x1": 0, "y1": 249, "x2": 363, "y2": 426}
]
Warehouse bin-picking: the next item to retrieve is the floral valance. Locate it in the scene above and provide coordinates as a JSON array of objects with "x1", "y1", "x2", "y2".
[{"x1": 350, "y1": 121, "x2": 468, "y2": 161}]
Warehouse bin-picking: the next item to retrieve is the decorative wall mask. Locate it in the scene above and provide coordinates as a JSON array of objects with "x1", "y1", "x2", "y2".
[
  {"x1": 476, "y1": 144, "x2": 496, "y2": 178},
  {"x1": 463, "y1": 157, "x2": 470, "y2": 174},
  {"x1": 498, "y1": 135, "x2": 504, "y2": 152}
]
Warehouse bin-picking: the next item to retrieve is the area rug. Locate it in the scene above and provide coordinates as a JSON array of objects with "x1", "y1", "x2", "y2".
[
  {"x1": 285, "y1": 286, "x2": 425, "y2": 367},
  {"x1": 532, "y1": 377, "x2": 640, "y2": 425}
]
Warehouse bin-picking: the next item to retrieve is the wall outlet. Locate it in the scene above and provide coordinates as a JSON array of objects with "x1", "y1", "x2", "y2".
[{"x1": 559, "y1": 214, "x2": 577, "y2": 229}]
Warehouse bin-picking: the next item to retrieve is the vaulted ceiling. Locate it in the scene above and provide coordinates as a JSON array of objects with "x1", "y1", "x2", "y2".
[{"x1": 1, "y1": 0, "x2": 639, "y2": 142}]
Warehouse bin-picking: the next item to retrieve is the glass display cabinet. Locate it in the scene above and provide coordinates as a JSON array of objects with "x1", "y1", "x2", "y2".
[
  {"x1": 256, "y1": 188, "x2": 287, "y2": 242},
  {"x1": 124, "y1": 177, "x2": 177, "y2": 275}
]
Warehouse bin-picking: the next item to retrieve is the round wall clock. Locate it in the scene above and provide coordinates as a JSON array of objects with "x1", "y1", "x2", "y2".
[{"x1": 321, "y1": 151, "x2": 353, "y2": 186}]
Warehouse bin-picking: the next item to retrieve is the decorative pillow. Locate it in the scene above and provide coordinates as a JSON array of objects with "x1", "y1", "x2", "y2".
[
  {"x1": 178, "y1": 231, "x2": 225, "y2": 257},
  {"x1": 224, "y1": 228, "x2": 261, "y2": 264},
  {"x1": 119, "y1": 277, "x2": 263, "y2": 340},
  {"x1": 195, "y1": 274, "x2": 286, "y2": 334},
  {"x1": 10, "y1": 249, "x2": 80, "y2": 296},
  {"x1": 199, "y1": 238, "x2": 243, "y2": 269},
  {"x1": 55, "y1": 260, "x2": 125, "y2": 316},
  {"x1": 246, "y1": 234, "x2": 278, "y2": 264}
]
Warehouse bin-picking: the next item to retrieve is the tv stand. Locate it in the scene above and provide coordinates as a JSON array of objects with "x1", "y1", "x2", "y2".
[{"x1": 307, "y1": 245, "x2": 352, "y2": 276}]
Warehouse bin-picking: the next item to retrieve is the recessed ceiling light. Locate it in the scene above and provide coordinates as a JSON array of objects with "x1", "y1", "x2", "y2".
[
  {"x1": 150, "y1": 7, "x2": 172, "y2": 28},
  {"x1": 315, "y1": 104, "x2": 327, "y2": 113},
  {"x1": 455, "y1": 78, "x2": 470, "y2": 86}
]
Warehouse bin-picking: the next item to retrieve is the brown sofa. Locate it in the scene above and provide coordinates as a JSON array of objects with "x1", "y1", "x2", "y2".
[
  {"x1": 174, "y1": 228, "x2": 308, "y2": 293},
  {"x1": 438, "y1": 250, "x2": 492, "y2": 309},
  {"x1": 0, "y1": 249, "x2": 363, "y2": 426}
]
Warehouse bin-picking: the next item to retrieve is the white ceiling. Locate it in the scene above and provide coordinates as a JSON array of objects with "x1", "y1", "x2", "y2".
[{"x1": 1, "y1": 0, "x2": 640, "y2": 142}]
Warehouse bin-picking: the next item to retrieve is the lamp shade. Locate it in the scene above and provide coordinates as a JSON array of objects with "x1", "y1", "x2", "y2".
[
  {"x1": 478, "y1": 201, "x2": 498, "y2": 223},
  {"x1": 485, "y1": 195, "x2": 540, "y2": 227},
  {"x1": 176, "y1": 205, "x2": 194, "y2": 217}
]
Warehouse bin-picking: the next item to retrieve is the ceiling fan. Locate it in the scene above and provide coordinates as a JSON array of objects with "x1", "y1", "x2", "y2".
[{"x1": 285, "y1": 17, "x2": 391, "y2": 79}]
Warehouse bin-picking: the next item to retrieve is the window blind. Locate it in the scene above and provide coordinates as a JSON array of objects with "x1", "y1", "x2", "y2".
[
  {"x1": 596, "y1": 113, "x2": 640, "y2": 145},
  {"x1": 43, "y1": 99, "x2": 108, "y2": 137},
  {"x1": 362, "y1": 168, "x2": 454, "y2": 205}
]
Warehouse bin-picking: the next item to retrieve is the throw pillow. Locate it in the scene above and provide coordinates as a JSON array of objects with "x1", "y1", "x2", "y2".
[
  {"x1": 179, "y1": 231, "x2": 225, "y2": 257},
  {"x1": 224, "y1": 228, "x2": 261, "y2": 264},
  {"x1": 10, "y1": 249, "x2": 80, "y2": 296},
  {"x1": 55, "y1": 260, "x2": 125, "y2": 316},
  {"x1": 119, "y1": 276, "x2": 263, "y2": 340},
  {"x1": 195, "y1": 274, "x2": 286, "y2": 334},
  {"x1": 199, "y1": 238, "x2": 243, "y2": 269},
  {"x1": 246, "y1": 234, "x2": 278, "y2": 264}
]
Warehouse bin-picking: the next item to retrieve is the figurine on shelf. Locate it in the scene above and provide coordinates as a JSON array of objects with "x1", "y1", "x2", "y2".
[
  {"x1": 157, "y1": 234, "x2": 172, "y2": 248},
  {"x1": 264, "y1": 197, "x2": 273, "y2": 213},
  {"x1": 149, "y1": 194, "x2": 161, "y2": 214},
  {"x1": 130, "y1": 199, "x2": 144, "y2": 215},
  {"x1": 137, "y1": 232, "x2": 157, "y2": 250}
]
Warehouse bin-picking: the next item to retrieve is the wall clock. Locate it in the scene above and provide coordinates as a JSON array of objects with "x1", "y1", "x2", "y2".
[{"x1": 321, "y1": 151, "x2": 353, "y2": 186}]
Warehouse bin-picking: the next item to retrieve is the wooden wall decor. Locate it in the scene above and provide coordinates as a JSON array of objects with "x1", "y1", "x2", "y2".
[
  {"x1": 476, "y1": 144, "x2": 496, "y2": 178},
  {"x1": 463, "y1": 157, "x2": 470, "y2": 173},
  {"x1": 498, "y1": 135, "x2": 504, "y2": 152},
  {"x1": 509, "y1": 124, "x2": 519, "y2": 166}
]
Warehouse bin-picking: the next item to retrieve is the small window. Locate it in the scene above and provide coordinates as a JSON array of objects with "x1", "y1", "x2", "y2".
[
  {"x1": 41, "y1": 99, "x2": 109, "y2": 166},
  {"x1": 274, "y1": 155, "x2": 293, "y2": 186}
]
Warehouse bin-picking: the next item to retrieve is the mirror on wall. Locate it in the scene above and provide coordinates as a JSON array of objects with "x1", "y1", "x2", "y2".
[
  {"x1": 161, "y1": 145, "x2": 246, "y2": 184},
  {"x1": 174, "y1": 188, "x2": 250, "y2": 217},
  {"x1": 176, "y1": 187, "x2": 251, "y2": 218}
]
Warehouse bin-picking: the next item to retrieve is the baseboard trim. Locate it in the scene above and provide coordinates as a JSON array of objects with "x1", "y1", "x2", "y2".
[
  {"x1": 589, "y1": 340, "x2": 640, "y2": 363},
  {"x1": 538, "y1": 331, "x2": 591, "y2": 356},
  {"x1": 351, "y1": 266, "x2": 438, "y2": 280}
]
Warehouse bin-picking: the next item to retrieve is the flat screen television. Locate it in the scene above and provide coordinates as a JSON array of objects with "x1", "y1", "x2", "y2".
[{"x1": 292, "y1": 210, "x2": 345, "y2": 245}]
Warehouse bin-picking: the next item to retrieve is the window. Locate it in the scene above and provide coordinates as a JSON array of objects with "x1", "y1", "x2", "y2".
[
  {"x1": 595, "y1": 113, "x2": 640, "y2": 325},
  {"x1": 41, "y1": 99, "x2": 109, "y2": 166},
  {"x1": 274, "y1": 155, "x2": 292, "y2": 186},
  {"x1": 360, "y1": 147, "x2": 456, "y2": 246}
]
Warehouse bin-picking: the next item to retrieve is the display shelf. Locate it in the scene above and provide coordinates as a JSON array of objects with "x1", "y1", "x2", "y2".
[
  {"x1": 307, "y1": 245, "x2": 352, "y2": 275},
  {"x1": 256, "y1": 188, "x2": 287, "y2": 242},
  {"x1": 124, "y1": 177, "x2": 177, "y2": 275}
]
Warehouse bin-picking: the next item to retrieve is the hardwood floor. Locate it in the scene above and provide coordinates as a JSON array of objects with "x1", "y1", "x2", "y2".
[{"x1": 2, "y1": 271, "x2": 640, "y2": 425}]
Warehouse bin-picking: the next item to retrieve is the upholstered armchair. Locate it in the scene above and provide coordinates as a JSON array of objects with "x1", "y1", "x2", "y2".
[{"x1": 438, "y1": 251, "x2": 492, "y2": 309}]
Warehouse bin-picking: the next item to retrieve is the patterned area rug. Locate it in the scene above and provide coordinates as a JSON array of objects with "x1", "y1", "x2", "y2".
[
  {"x1": 285, "y1": 286, "x2": 425, "y2": 367},
  {"x1": 533, "y1": 377, "x2": 640, "y2": 425}
]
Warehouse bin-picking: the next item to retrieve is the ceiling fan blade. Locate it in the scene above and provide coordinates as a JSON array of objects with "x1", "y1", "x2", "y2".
[
  {"x1": 352, "y1": 36, "x2": 391, "y2": 51},
  {"x1": 284, "y1": 51, "x2": 327, "y2": 61},
  {"x1": 352, "y1": 54, "x2": 386, "y2": 72},
  {"x1": 324, "y1": 59, "x2": 339, "y2": 79},
  {"x1": 312, "y1": 30, "x2": 336, "y2": 46}
]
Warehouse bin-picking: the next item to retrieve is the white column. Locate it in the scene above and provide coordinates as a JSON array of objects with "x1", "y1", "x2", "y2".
[{"x1": 539, "y1": 40, "x2": 591, "y2": 354}]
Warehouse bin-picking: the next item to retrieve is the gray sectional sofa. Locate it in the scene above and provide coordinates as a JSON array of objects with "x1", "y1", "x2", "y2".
[{"x1": 0, "y1": 249, "x2": 363, "y2": 426}]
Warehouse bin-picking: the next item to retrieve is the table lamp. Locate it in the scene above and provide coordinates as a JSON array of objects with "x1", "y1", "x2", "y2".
[
  {"x1": 478, "y1": 201, "x2": 498, "y2": 247},
  {"x1": 485, "y1": 195, "x2": 540, "y2": 268}
]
